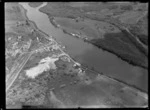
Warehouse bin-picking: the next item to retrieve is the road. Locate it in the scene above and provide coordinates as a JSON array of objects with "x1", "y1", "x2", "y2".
[
  {"x1": 6, "y1": 52, "x2": 33, "y2": 93},
  {"x1": 6, "y1": 2, "x2": 147, "y2": 98},
  {"x1": 6, "y1": 42, "x2": 55, "y2": 93},
  {"x1": 40, "y1": 29, "x2": 148, "y2": 96}
]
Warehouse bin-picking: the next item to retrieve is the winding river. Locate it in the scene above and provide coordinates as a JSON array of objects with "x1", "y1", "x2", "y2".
[{"x1": 20, "y1": 2, "x2": 148, "y2": 92}]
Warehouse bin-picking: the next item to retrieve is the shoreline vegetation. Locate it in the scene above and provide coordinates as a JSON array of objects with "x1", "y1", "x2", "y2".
[
  {"x1": 90, "y1": 30, "x2": 148, "y2": 69},
  {"x1": 72, "y1": 57, "x2": 148, "y2": 93},
  {"x1": 24, "y1": 17, "x2": 148, "y2": 93},
  {"x1": 24, "y1": 2, "x2": 147, "y2": 93},
  {"x1": 61, "y1": 28, "x2": 148, "y2": 92},
  {"x1": 49, "y1": 18, "x2": 148, "y2": 69},
  {"x1": 6, "y1": 2, "x2": 148, "y2": 108},
  {"x1": 38, "y1": 2, "x2": 148, "y2": 70},
  {"x1": 23, "y1": 9, "x2": 148, "y2": 93}
]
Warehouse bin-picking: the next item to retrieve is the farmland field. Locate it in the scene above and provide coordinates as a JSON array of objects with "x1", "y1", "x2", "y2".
[{"x1": 5, "y1": 2, "x2": 148, "y2": 109}]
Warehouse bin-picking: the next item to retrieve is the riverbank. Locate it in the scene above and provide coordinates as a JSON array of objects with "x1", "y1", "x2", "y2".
[
  {"x1": 56, "y1": 22, "x2": 148, "y2": 93},
  {"x1": 36, "y1": 3, "x2": 148, "y2": 92},
  {"x1": 27, "y1": 17, "x2": 148, "y2": 93},
  {"x1": 16, "y1": 2, "x2": 148, "y2": 108},
  {"x1": 60, "y1": 27, "x2": 148, "y2": 69},
  {"x1": 55, "y1": 18, "x2": 148, "y2": 69},
  {"x1": 39, "y1": 2, "x2": 148, "y2": 70}
]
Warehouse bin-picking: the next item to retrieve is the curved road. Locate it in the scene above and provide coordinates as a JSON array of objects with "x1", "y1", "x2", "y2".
[{"x1": 6, "y1": 2, "x2": 147, "y2": 102}]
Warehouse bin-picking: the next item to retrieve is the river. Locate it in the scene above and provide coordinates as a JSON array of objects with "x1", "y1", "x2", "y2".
[{"x1": 20, "y1": 2, "x2": 148, "y2": 92}]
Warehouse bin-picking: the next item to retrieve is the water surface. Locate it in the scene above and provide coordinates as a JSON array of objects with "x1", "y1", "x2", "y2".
[{"x1": 20, "y1": 2, "x2": 148, "y2": 92}]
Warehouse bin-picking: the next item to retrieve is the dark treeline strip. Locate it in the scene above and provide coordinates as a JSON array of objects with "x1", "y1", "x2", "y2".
[
  {"x1": 121, "y1": 29, "x2": 148, "y2": 57},
  {"x1": 90, "y1": 33, "x2": 148, "y2": 69}
]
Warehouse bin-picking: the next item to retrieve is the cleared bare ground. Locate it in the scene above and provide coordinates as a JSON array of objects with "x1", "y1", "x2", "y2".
[{"x1": 5, "y1": 2, "x2": 148, "y2": 108}]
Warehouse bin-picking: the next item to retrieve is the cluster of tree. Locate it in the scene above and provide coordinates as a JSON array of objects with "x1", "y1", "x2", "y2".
[{"x1": 90, "y1": 32, "x2": 147, "y2": 69}]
